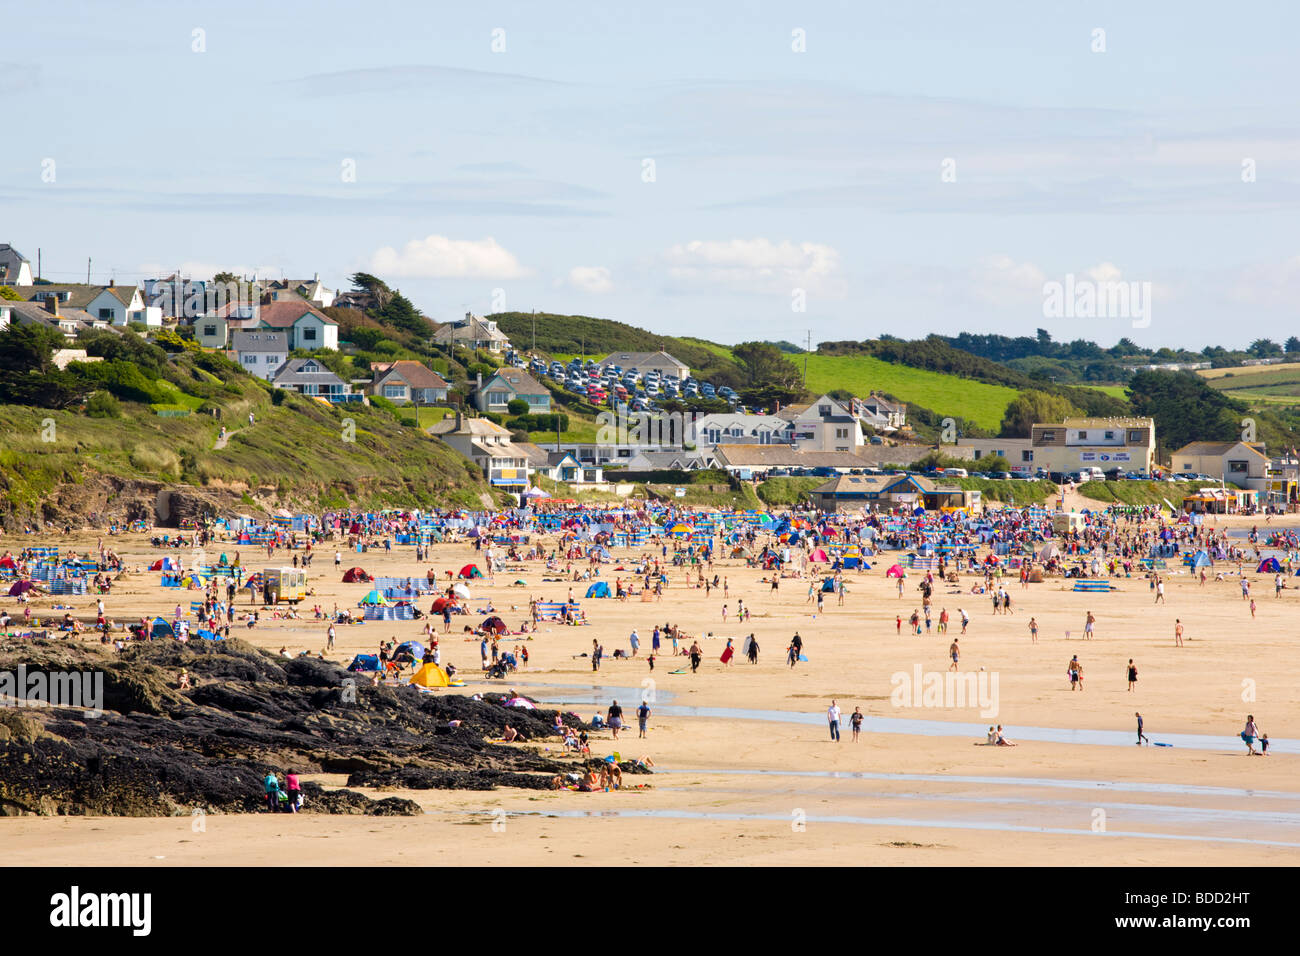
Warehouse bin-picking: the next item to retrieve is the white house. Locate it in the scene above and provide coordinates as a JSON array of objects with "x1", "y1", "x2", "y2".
[
  {"x1": 433, "y1": 313, "x2": 510, "y2": 353},
  {"x1": 689, "y1": 412, "x2": 791, "y2": 447},
  {"x1": 229, "y1": 330, "x2": 288, "y2": 380},
  {"x1": 254, "y1": 301, "x2": 338, "y2": 351},
  {"x1": 0, "y1": 244, "x2": 34, "y2": 286},
  {"x1": 776, "y1": 394, "x2": 864, "y2": 452},
  {"x1": 429, "y1": 412, "x2": 533, "y2": 489},
  {"x1": 596, "y1": 350, "x2": 689, "y2": 381},
  {"x1": 24, "y1": 283, "x2": 159, "y2": 327}
]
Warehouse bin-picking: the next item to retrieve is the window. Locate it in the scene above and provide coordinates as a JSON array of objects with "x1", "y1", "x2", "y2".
[
  {"x1": 1228, "y1": 460, "x2": 1248, "y2": 474},
  {"x1": 99, "y1": 308, "x2": 113, "y2": 320},
  {"x1": 383, "y1": 385, "x2": 404, "y2": 399},
  {"x1": 302, "y1": 326, "x2": 317, "y2": 341},
  {"x1": 1040, "y1": 430, "x2": 1056, "y2": 442},
  {"x1": 243, "y1": 355, "x2": 256, "y2": 365},
  {"x1": 1104, "y1": 431, "x2": 1115, "y2": 440},
  {"x1": 203, "y1": 325, "x2": 217, "y2": 336},
  {"x1": 819, "y1": 405, "x2": 831, "y2": 416},
  {"x1": 836, "y1": 428, "x2": 849, "y2": 439},
  {"x1": 1128, "y1": 430, "x2": 1143, "y2": 443},
  {"x1": 1022, "y1": 450, "x2": 1033, "y2": 462},
  {"x1": 1076, "y1": 431, "x2": 1088, "y2": 441}
]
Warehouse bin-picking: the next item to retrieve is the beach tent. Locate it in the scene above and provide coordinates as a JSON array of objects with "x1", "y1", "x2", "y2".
[
  {"x1": 1189, "y1": 550, "x2": 1213, "y2": 570},
  {"x1": 481, "y1": 616, "x2": 508, "y2": 634},
  {"x1": 821, "y1": 577, "x2": 836, "y2": 592},
  {"x1": 586, "y1": 581, "x2": 612, "y2": 598},
  {"x1": 7, "y1": 580, "x2": 34, "y2": 596},
  {"x1": 809, "y1": 548, "x2": 830, "y2": 563},
  {"x1": 348, "y1": 654, "x2": 381, "y2": 672},
  {"x1": 150, "y1": 617, "x2": 175, "y2": 639},
  {"x1": 1258, "y1": 557, "x2": 1282, "y2": 573},
  {"x1": 1038, "y1": 543, "x2": 1062, "y2": 562},
  {"x1": 458, "y1": 564, "x2": 484, "y2": 579},
  {"x1": 395, "y1": 640, "x2": 426, "y2": 661},
  {"x1": 885, "y1": 564, "x2": 905, "y2": 578},
  {"x1": 0, "y1": 556, "x2": 16, "y2": 570},
  {"x1": 342, "y1": 567, "x2": 370, "y2": 583},
  {"x1": 409, "y1": 662, "x2": 451, "y2": 687},
  {"x1": 430, "y1": 596, "x2": 452, "y2": 613},
  {"x1": 451, "y1": 583, "x2": 472, "y2": 600},
  {"x1": 359, "y1": 590, "x2": 390, "y2": 606}
]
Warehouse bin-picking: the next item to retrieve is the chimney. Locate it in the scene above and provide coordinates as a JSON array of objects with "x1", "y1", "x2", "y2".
[
  {"x1": 108, "y1": 279, "x2": 115, "y2": 287},
  {"x1": 455, "y1": 410, "x2": 464, "y2": 431},
  {"x1": 44, "y1": 296, "x2": 59, "y2": 316}
]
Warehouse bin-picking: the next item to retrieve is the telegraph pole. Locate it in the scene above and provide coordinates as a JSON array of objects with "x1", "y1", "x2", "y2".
[{"x1": 803, "y1": 330, "x2": 811, "y2": 386}]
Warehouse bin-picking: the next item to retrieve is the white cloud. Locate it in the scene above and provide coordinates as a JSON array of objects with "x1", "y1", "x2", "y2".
[
  {"x1": 560, "y1": 265, "x2": 613, "y2": 293},
  {"x1": 368, "y1": 235, "x2": 530, "y2": 279},
  {"x1": 663, "y1": 238, "x2": 842, "y2": 295},
  {"x1": 967, "y1": 254, "x2": 1048, "y2": 307}
]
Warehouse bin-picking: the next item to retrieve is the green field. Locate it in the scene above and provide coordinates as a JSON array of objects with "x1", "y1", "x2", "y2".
[
  {"x1": 1083, "y1": 385, "x2": 1130, "y2": 400},
  {"x1": 1206, "y1": 367, "x2": 1300, "y2": 406},
  {"x1": 800, "y1": 354, "x2": 1019, "y2": 430}
]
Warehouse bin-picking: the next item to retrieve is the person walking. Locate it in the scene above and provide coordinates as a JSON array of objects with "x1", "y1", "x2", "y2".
[
  {"x1": 1126, "y1": 658, "x2": 1138, "y2": 691},
  {"x1": 1136, "y1": 712, "x2": 1149, "y2": 746},
  {"x1": 948, "y1": 639, "x2": 960, "y2": 671},
  {"x1": 1027, "y1": 616, "x2": 1038, "y2": 644},
  {"x1": 827, "y1": 700, "x2": 841, "y2": 742},
  {"x1": 1174, "y1": 619, "x2": 1184, "y2": 646},
  {"x1": 1242, "y1": 715, "x2": 1261, "y2": 754},
  {"x1": 637, "y1": 700, "x2": 650, "y2": 738},
  {"x1": 1084, "y1": 611, "x2": 1095, "y2": 640},
  {"x1": 850, "y1": 706, "x2": 864, "y2": 742}
]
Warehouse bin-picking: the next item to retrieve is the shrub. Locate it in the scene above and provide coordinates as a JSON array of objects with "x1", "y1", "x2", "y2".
[
  {"x1": 370, "y1": 395, "x2": 399, "y2": 418},
  {"x1": 85, "y1": 391, "x2": 121, "y2": 418},
  {"x1": 507, "y1": 398, "x2": 530, "y2": 416}
]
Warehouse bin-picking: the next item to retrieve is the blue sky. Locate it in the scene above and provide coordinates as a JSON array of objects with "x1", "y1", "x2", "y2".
[{"x1": 5, "y1": 0, "x2": 1299, "y2": 348}]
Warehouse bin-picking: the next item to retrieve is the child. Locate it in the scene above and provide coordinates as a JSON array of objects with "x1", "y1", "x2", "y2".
[{"x1": 1261, "y1": 734, "x2": 1270, "y2": 755}]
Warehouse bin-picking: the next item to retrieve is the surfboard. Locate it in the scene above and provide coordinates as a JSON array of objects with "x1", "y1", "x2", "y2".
[{"x1": 1152, "y1": 741, "x2": 1172, "y2": 747}]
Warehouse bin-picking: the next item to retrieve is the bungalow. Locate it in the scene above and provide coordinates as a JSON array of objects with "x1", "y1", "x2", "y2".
[
  {"x1": 266, "y1": 275, "x2": 336, "y2": 309},
  {"x1": 0, "y1": 244, "x2": 34, "y2": 286},
  {"x1": 1172, "y1": 441, "x2": 1269, "y2": 491},
  {"x1": 852, "y1": 393, "x2": 907, "y2": 432},
  {"x1": 229, "y1": 330, "x2": 288, "y2": 381},
  {"x1": 434, "y1": 312, "x2": 510, "y2": 353},
  {"x1": 624, "y1": 449, "x2": 721, "y2": 471},
  {"x1": 271, "y1": 358, "x2": 351, "y2": 402},
  {"x1": 474, "y1": 368, "x2": 551, "y2": 414},
  {"x1": 2, "y1": 298, "x2": 109, "y2": 338},
  {"x1": 690, "y1": 412, "x2": 790, "y2": 447},
  {"x1": 253, "y1": 301, "x2": 338, "y2": 351},
  {"x1": 596, "y1": 350, "x2": 689, "y2": 381},
  {"x1": 368, "y1": 360, "x2": 450, "y2": 405},
  {"x1": 191, "y1": 300, "x2": 259, "y2": 349},
  {"x1": 429, "y1": 412, "x2": 533, "y2": 489},
  {"x1": 809, "y1": 473, "x2": 978, "y2": 513}
]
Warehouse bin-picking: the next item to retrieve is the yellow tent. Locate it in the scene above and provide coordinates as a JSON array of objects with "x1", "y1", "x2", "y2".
[{"x1": 409, "y1": 663, "x2": 452, "y2": 688}]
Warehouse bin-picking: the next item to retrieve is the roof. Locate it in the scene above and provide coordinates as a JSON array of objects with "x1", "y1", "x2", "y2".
[
  {"x1": 429, "y1": 416, "x2": 511, "y2": 438},
  {"x1": 254, "y1": 300, "x2": 337, "y2": 328},
  {"x1": 713, "y1": 446, "x2": 872, "y2": 468},
  {"x1": 0, "y1": 244, "x2": 31, "y2": 283},
  {"x1": 16, "y1": 283, "x2": 137, "y2": 310},
  {"x1": 596, "y1": 350, "x2": 688, "y2": 370},
  {"x1": 371, "y1": 360, "x2": 449, "y2": 390},
  {"x1": 693, "y1": 412, "x2": 788, "y2": 435},
  {"x1": 230, "y1": 330, "x2": 288, "y2": 352},
  {"x1": 625, "y1": 450, "x2": 720, "y2": 469},
  {"x1": 3, "y1": 300, "x2": 107, "y2": 333},
  {"x1": 434, "y1": 313, "x2": 508, "y2": 342},
  {"x1": 514, "y1": 442, "x2": 553, "y2": 467},
  {"x1": 484, "y1": 368, "x2": 547, "y2": 395},
  {"x1": 1058, "y1": 417, "x2": 1154, "y2": 429},
  {"x1": 271, "y1": 358, "x2": 345, "y2": 386},
  {"x1": 811, "y1": 475, "x2": 889, "y2": 495},
  {"x1": 1173, "y1": 441, "x2": 1268, "y2": 460}
]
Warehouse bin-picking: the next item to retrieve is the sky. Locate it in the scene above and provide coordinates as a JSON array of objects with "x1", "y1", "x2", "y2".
[{"x1": 4, "y1": 0, "x2": 1300, "y2": 350}]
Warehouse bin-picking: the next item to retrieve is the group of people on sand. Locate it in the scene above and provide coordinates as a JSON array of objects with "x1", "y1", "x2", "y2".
[{"x1": 262, "y1": 769, "x2": 303, "y2": 812}]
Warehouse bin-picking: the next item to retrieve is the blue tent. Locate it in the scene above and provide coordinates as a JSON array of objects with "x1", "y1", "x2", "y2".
[
  {"x1": 586, "y1": 581, "x2": 611, "y2": 598},
  {"x1": 395, "y1": 640, "x2": 426, "y2": 661},
  {"x1": 821, "y1": 577, "x2": 836, "y2": 592},
  {"x1": 150, "y1": 617, "x2": 174, "y2": 639},
  {"x1": 1188, "y1": 550, "x2": 1213, "y2": 569},
  {"x1": 1258, "y1": 557, "x2": 1282, "y2": 573},
  {"x1": 196, "y1": 628, "x2": 222, "y2": 641},
  {"x1": 348, "y1": 654, "x2": 380, "y2": 672}
]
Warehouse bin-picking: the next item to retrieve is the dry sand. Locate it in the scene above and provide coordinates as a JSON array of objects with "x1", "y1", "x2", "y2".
[{"x1": 3, "y1": 514, "x2": 1298, "y2": 866}]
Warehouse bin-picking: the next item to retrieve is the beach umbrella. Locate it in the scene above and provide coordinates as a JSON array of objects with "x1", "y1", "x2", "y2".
[
  {"x1": 451, "y1": 583, "x2": 471, "y2": 600},
  {"x1": 481, "y1": 616, "x2": 507, "y2": 634},
  {"x1": 8, "y1": 580, "x2": 34, "y2": 596}
]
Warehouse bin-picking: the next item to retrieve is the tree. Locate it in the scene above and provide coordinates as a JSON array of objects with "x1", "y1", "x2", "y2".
[
  {"x1": 999, "y1": 390, "x2": 1080, "y2": 438},
  {"x1": 731, "y1": 341, "x2": 805, "y2": 406},
  {"x1": 1127, "y1": 370, "x2": 1243, "y2": 450},
  {"x1": 507, "y1": 398, "x2": 529, "y2": 416},
  {"x1": 1285, "y1": 337, "x2": 1300, "y2": 354},
  {"x1": 1248, "y1": 338, "x2": 1282, "y2": 358},
  {"x1": 212, "y1": 271, "x2": 239, "y2": 286}
]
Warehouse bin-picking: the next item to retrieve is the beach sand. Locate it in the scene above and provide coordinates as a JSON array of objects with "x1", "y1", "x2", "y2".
[{"x1": 3, "y1": 515, "x2": 1297, "y2": 866}]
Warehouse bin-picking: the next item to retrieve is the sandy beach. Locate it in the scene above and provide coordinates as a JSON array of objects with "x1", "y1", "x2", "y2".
[{"x1": 3, "y1": 512, "x2": 1298, "y2": 866}]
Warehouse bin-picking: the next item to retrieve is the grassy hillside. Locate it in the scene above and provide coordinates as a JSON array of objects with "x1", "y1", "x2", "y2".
[
  {"x1": 801, "y1": 354, "x2": 1019, "y2": 431},
  {"x1": 1075, "y1": 480, "x2": 1219, "y2": 506},
  {"x1": 1204, "y1": 366, "x2": 1300, "y2": 406}
]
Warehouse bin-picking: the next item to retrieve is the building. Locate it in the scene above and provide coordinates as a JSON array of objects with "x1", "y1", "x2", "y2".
[
  {"x1": 851, "y1": 394, "x2": 908, "y2": 432},
  {"x1": 229, "y1": 330, "x2": 288, "y2": 380},
  {"x1": 19, "y1": 283, "x2": 160, "y2": 327},
  {"x1": 623, "y1": 449, "x2": 722, "y2": 471},
  {"x1": 51, "y1": 349, "x2": 102, "y2": 371},
  {"x1": 809, "y1": 473, "x2": 979, "y2": 513},
  {"x1": 433, "y1": 313, "x2": 510, "y2": 353},
  {"x1": 953, "y1": 437, "x2": 1035, "y2": 473},
  {"x1": 595, "y1": 350, "x2": 690, "y2": 381},
  {"x1": 1, "y1": 298, "x2": 110, "y2": 338},
  {"x1": 474, "y1": 368, "x2": 551, "y2": 414},
  {"x1": 776, "y1": 394, "x2": 864, "y2": 452},
  {"x1": 368, "y1": 360, "x2": 450, "y2": 405},
  {"x1": 265, "y1": 276, "x2": 336, "y2": 309},
  {"x1": 1172, "y1": 441, "x2": 1269, "y2": 491},
  {"x1": 0, "y1": 244, "x2": 34, "y2": 286},
  {"x1": 543, "y1": 451, "x2": 604, "y2": 485},
  {"x1": 429, "y1": 412, "x2": 533, "y2": 490},
  {"x1": 689, "y1": 412, "x2": 790, "y2": 446},
  {"x1": 271, "y1": 357, "x2": 353, "y2": 402},
  {"x1": 1028, "y1": 417, "x2": 1156, "y2": 474},
  {"x1": 252, "y1": 301, "x2": 338, "y2": 351},
  {"x1": 191, "y1": 299, "x2": 259, "y2": 349}
]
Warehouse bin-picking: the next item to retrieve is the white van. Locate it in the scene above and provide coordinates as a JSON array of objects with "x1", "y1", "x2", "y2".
[{"x1": 1082, "y1": 466, "x2": 1105, "y2": 481}]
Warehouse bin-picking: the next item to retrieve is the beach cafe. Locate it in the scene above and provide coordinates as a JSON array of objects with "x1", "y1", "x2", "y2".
[{"x1": 1183, "y1": 487, "x2": 1260, "y2": 515}]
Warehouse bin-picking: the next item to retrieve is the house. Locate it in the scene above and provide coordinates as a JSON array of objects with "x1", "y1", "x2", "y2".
[
  {"x1": 544, "y1": 451, "x2": 604, "y2": 485},
  {"x1": 433, "y1": 312, "x2": 510, "y2": 353},
  {"x1": 712, "y1": 445, "x2": 872, "y2": 475},
  {"x1": 368, "y1": 360, "x2": 450, "y2": 405},
  {"x1": 2, "y1": 298, "x2": 109, "y2": 338},
  {"x1": 429, "y1": 412, "x2": 533, "y2": 489},
  {"x1": 143, "y1": 276, "x2": 205, "y2": 318},
  {"x1": 1172, "y1": 441, "x2": 1269, "y2": 491},
  {"x1": 810, "y1": 474, "x2": 978, "y2": 513},
  {"x1": 689, "y1": 412, "x2": 790, "y2": 447},
  {"x1": 595, "y1": 350, "x2": 689, "y2": 381},
  {"x1": 474, "y1": 368, "x2": 551, "y2": 414},
  {"x1": 229, "y1": 330, "x2": 288, "y2": 380},
  {"x1": 852, "y1": 393, "x2": 907, "y2": 432},
  {"x1": 623, "y1": 449, "x2": 721, "y2": 471},
  {"x1": 1028, "y1": 417, "x2": 1156, "y2": 474},
  {"x1": 776, "y1": 394, "x2": 864, "y2": 452},
  {"x1": 252, "y1": 301, "x2": 338, "y2": 351},
  {"x1": 266, "y1": 275, "x2": 336, "y2": 309},
  {"x1": 954, "y1": 437, "x2": 1036, "y2": 474},
  {"x1": 191, "y1": 299, "x2": 259, "y2": 349},
  {"x1": 271, "y1": 358, "x2": 352, "y2": 402},
  {"x1": 0, "y1": 244, "x2": 34, "y2": 286},
  {"x1": 20, "y1": 283, "x2": 160, "y2": 327}
]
